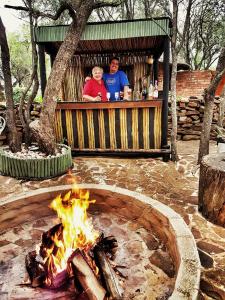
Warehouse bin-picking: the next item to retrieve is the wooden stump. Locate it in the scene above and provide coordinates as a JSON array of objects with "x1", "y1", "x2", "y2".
[{"x1": 199, "y1": 153, "x2": 225, "y2": 227}]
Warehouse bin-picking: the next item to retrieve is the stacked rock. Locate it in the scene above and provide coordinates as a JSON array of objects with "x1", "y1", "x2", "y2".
[{"x1": 168, "y1": 96, "x2": 224, "y2": 141}]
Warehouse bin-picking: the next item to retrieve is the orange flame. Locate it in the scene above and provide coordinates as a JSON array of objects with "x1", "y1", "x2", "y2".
[{"x1": 44, "y1": 185, "x2": 99, "y2": 283}]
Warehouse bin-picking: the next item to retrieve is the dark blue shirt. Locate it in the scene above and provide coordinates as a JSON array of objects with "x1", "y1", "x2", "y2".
[{"x1": 103, "y1": 71, "x2": 129, "y2": 101}]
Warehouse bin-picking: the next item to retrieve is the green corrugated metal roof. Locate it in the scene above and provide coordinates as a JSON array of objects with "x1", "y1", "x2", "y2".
[{"x1": 35, "y1": 18, "x2": 171, "y2": 43}]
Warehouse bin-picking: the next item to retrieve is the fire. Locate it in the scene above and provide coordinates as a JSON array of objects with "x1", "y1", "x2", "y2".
[{"x1": 43, "y1": 185, "x2": 99, "y2": 285}]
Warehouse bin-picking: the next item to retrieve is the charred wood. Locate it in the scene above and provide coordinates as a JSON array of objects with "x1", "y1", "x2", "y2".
[
  {"x1": 39, "y1": 223, "x2": 63, "y2": 259},
  {"x1": 94, "y1": 246, "x2": 123, "y2": 300},
  {"x1": 25, "y1": 250, "x2": 45, "y2": 287}
]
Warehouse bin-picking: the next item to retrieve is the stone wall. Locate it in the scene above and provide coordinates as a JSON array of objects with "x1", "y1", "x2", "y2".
[{"x1": 168, "y1": 96, "x2": 223, "y2": 141}]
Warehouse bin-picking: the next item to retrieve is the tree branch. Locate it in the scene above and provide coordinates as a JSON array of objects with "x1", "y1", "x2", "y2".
[
  {"x1": 93, "y1": 0, "x2": 124, "y2": 9},
  {"x1": 5, "y1": 2, "x2": 75, "y2": 21}
]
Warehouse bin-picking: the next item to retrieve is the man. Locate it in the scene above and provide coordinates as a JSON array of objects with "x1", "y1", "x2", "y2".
[{"x1": 103, "y1": 57, "x2": 129, "y2": 101}]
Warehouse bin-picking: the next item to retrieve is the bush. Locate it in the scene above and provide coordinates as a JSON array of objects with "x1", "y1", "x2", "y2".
[
  {"x1": 34, "y1": 94, "x2": 43, "y2": 103},
  {"x1": 13, "y1": 86, "x2": 29, "y2": 104},
  {"x1": 13, "y1": 87, "x2": 43, "y2": 104}
]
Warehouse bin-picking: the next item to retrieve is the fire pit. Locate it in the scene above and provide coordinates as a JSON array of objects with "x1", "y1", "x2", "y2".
[{"x1": 0, "y1": 184, "x2": 200, "y2": 299}]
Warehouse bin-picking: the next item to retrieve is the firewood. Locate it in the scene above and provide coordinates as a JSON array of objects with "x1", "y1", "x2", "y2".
[
  {"x1": 94, "y1": 246, "x2": 123, "y2": 300},
  {"x1": 25, "y1": 250, "x2": 45, "y2": 287},
  {"x1": 97, "y1": 235, "x2": 118, "y2": 258},
  {"x1": 39, "y1": 223, "x2": 63, "y2": 259},
  {"x1": 71, "y1": 249, "x2": 106, "y2": 300}
]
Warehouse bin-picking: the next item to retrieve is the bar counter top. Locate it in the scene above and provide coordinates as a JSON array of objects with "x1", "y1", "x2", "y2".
[{"x1": 56, "y1": 100, "x2": 163, "y2": 110}]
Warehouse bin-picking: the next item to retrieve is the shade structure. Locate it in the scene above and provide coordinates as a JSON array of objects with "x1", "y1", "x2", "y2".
[{"x1": 35, "y1": 17, "x2": 172, "y2": 160}]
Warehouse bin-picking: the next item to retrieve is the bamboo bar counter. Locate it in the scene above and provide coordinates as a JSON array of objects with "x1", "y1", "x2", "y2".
[
  {"x1": 35, "y1": 18, "x2": 172, "y2": 160},
  {"x1": 55, "y1": 100, "x2": 164, "y2": 154}
]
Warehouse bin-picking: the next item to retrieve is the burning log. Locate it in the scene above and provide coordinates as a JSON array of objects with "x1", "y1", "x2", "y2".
[
  {"x1": 71, "y1": 249, "x2": 106, "y2": 300},
  {"x1": 25, "y1": 250, "x2": 45, "y2": 287},
  {"x1": 94, "y1": 246, "x2": 123, "y2": 300},
  {"x1": 39, "y1": 223, "x2": 63, "y2": 259}
]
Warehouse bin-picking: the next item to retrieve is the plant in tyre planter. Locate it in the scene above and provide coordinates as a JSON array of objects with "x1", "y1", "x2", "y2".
[
  {"x1": 0, "y1": 144, "x2": 73, "y2": 179},
  {"x1": 0, "y1": 17, "x2": 73, "y2": 180}
]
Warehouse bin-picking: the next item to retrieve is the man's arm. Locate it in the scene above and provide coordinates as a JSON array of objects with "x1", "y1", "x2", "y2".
[
  {"x1": 123, "y1": 85, "x2": 129, "y2": 99},
  {"x1": 119, "y1": 71, "x2": 129, "y2": 99}
]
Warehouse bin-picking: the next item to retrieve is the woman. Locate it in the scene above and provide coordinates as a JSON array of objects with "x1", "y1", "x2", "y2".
[{"x1": 83, "y1": 66, "x2": 108, "y2": 102}]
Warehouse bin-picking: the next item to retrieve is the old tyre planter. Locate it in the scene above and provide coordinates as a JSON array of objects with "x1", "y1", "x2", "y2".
[
  {"x1": 198, "y1": 153, "x2": 225, "y2": 226},
  {"x1": 0, "y1": 144, "x2": 73, "y2": 180}
]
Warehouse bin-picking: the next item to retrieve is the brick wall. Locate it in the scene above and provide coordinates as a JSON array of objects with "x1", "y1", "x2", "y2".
[
  {"x1": 158, "y1": 65, "x2": 225, "y2": 98},
  {"x1": 176, "y1": 70, "x2": 214, "y2": 98}
]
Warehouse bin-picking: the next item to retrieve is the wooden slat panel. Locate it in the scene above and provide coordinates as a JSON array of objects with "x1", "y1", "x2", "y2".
[
  {"x1": 56, "y1": 105, "x2": 162, "y2": 152},
  {"x1": 120, "y1": 108, "x2": 128, "y2": 149},
  {"x1": 108, "y1": 109, "x2": 116, "y2": 150},
  {"x1": 86, "y1": 110, "x2": 95, "y2": 149},
  {"x1": 65, "y1": 110, "x2": 74, "y2": 147},
  {"x1": 55, "y1": 110, "x2": 63, "y2": 143},
  {"x1": 149, "y1": 108, "x2": 155, "y2": 149},
  {"x1": 98, "y1": 110, "x2": 106, "y2": 149},
  {"x1": 143, "y1": 108, "x2": 150, "y2": 149},
  {"x1": 155, "y1": 106, "x2": 162, "y2": 149},
  {"x1": 132, "y1": 108, "x2": 139, "y2": 149},
  {"x1": 76, "y1": 110, "x2": 84, "y2": 149}
]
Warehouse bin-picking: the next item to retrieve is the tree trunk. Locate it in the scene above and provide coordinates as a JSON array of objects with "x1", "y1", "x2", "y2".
[
  {"x1": 19, "y1": 4, "x2": 39, "y2": 147},
  {"x1": 198, "y1": 96, "x2": 214, "y2": 163},
  {"x1": 170, "y1": 0, "x2": 179, "y2": 162},
  {"x1": 170, "y1": 49, "x2": 178, "y2": 162},
  {"x1": 218, "y1": 85, "x2": 225, "y2": 127},
  {"x1": 0, "y1": 17, "x2": 21, "y2": 152},
  {"x1": 198, "y1": 46, "x2": 225, "y2": 164},
  {"x1": 29, "y1": 4, "x2": 92, "y2": 155}
]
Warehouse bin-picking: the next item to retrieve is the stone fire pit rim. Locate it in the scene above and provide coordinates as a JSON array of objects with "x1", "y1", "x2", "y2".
[{"x1": 1, "y1": 184, "x2": 201, "y2": 300}]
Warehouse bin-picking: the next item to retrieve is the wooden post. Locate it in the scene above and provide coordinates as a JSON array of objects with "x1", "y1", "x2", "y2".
[
  {"x1": 153, "y1": 56, "x2": 158, "y2": 84},
  {"x1": 162, "y1": 36, "x2": 170, "y2": 149},
  {"x1": 50, "y1": 52, "x2": 56, "y2": 68},
  {"x1": 38, "y1": 44, "x2": 47, "y2": 98}
]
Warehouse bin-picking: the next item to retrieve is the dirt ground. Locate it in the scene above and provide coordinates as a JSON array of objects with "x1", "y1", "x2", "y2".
[{"x1": 0, "y1": 140, "x2": 225, "y2": 299}]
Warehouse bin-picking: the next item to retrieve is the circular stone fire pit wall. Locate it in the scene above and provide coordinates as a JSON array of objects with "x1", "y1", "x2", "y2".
[{"x1": 0, "y1": 184, "x2": 200, "y2": 299}]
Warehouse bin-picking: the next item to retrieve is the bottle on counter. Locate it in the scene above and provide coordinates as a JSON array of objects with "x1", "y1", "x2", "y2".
[
  {"x1": 135, "y1": 90, "x2": 141, "y2": 101},
  {"x1": 127, "y1": 88, "x2": 132, "y2": 101},
  {"x1": 148, "y1": 81, "x2": 154, "y2": 100},
  {"x1": 142, "y1": 87, "x2": 147, "y2": 100},
  {"x1": 153, "y1": 80, "x2": 158, "y2": 99}
]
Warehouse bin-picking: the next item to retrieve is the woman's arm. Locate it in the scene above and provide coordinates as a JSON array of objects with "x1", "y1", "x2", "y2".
[{"x1": 83, "y1": 94, "x2": 101, "y2": 102}]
